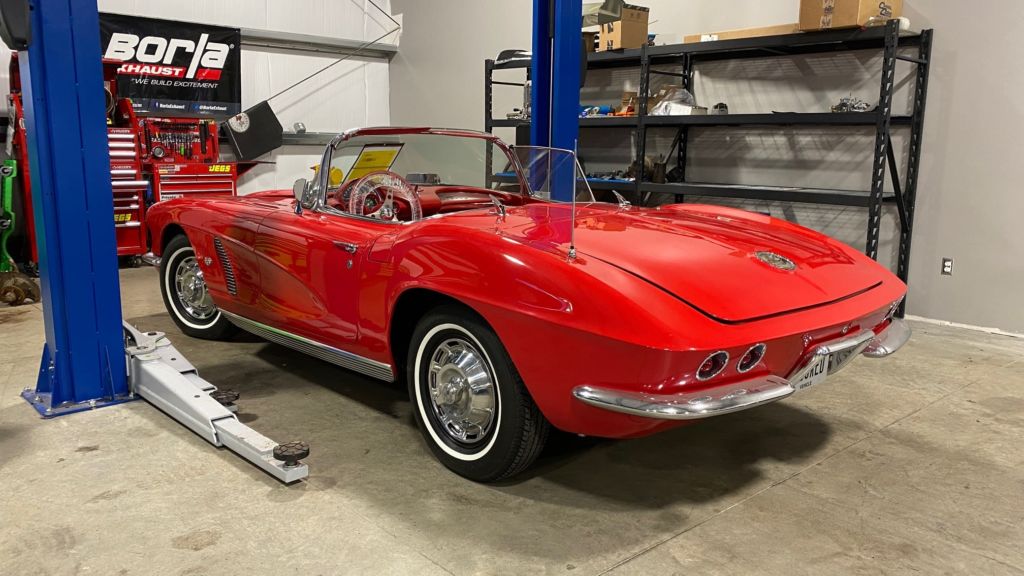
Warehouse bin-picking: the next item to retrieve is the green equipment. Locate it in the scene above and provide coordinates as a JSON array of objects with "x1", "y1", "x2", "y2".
[
  {"x1": 0, "y1": 159, "x2": 40, "y2": 305},
  {"x1": 1, "y1": 160, "x2": 18, "y2": 274}
]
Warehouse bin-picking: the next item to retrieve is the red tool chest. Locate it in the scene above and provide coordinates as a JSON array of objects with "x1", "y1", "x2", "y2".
[
  {"x1": 7, "y1": 56, "x2": 251, "y2": 262},
  {"x1": 150, "y1": 162, "x2": 238, "y2": 200},
  {"x1": 107, "y1": 127, "x2": 149, "y2": 256}
]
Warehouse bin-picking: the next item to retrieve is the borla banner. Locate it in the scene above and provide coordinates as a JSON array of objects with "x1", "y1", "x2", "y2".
[{"x1": 99, "y1": 13, "x2": 241, "y2": 118}]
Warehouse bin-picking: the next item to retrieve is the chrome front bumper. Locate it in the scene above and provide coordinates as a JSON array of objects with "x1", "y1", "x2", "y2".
[{"x1": 572, "y1": 319, "x2": 911, "y2": 421}]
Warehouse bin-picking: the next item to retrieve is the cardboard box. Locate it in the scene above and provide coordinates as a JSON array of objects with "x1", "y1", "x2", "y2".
[
  {"x1": 684, "y1": 23, "x2": 801, "y2": 44},
  {"x1": 598, "y1": 4, "x2": 649, "y2": 51},
  {"x1": 799, "y1": 0, "x2": 903, "y2": 31}
]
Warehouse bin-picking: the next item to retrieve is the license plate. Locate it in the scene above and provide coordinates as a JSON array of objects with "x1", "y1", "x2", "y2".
[{"x1": 793, "y1": 355, "x2": 829, "y2": 391}]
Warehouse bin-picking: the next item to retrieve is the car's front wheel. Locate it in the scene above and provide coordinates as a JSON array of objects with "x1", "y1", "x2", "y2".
[
  {"x1": 160, "y1": 234, "x2": 237, "y2": 340},
  {"x1": 408, "y1": 305, "x2": 549, "y2": 482}
]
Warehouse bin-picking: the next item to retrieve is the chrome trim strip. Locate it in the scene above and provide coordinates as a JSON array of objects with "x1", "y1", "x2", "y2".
[
  {"x1": 111, "y1": 180, "x2": 150, "y2": 188},
  {"x1": 573, "y1": 376, "x2": 794, "y2": 420},
  {"x1": 220, "y1": 310, "x2": 394, "y2": 382},
  {"x1": 158, "y1": 175, "x2": 236, "y2": 182},
  {"x1": 863, "y1": 318, "x2": 911, "y2": 358}
]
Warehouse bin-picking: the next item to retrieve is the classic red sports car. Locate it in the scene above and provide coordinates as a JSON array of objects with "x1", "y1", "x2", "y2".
[{"x1": 147, "y1": 127, "x2": 910, "y2": 482}]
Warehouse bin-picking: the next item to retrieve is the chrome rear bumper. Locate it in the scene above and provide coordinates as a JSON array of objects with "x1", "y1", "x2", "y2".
[
  {"x1": 572, "y1": 319, "x2": 910, "y2": 421},
  {"x1": 863, "y1": 318, "x2": 911, "y2": 358},
  {"x1": 573, "y1": 377, "x2": 794, "y2": 421}
]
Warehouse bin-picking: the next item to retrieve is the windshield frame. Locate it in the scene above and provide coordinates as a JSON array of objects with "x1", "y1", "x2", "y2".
[
  {"x1": 511, "y1": 145, "x2": 596, "y2": 203},
  {"x1": 309, "y1": 128, "x2": 530, "y2": 224}
]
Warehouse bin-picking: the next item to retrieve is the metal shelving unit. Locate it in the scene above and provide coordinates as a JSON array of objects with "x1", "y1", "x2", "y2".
[
  {"x1": 483, "y1": 22, "x2": 933, "y2": 313},
  {"x1": 643, "y1": 112, "x2": 913, "y2": 127},
  {"x1": 632, "y1": 22, "x2": 932, "y2": 313},
  {"x1": 484, "y1": 58, "x2": 532, "y2": 137}
]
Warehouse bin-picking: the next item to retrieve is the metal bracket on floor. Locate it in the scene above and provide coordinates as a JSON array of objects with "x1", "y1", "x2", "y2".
[{"x1": 123, "y1": 322, "x2": 309, "y2": 483}]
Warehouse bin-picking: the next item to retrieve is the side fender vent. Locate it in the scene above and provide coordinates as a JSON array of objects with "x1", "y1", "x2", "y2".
[{"x1": 212, "y1": 237, "x2": 237, "y2": 295}]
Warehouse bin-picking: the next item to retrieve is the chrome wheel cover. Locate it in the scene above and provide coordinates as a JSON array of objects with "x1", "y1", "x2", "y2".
[
  {"x1": 174, "y1": 255, "x2": 216, "y2": 321},
  {"x1": 427, "y1": 337, "x2": 496, "y2": 445}
]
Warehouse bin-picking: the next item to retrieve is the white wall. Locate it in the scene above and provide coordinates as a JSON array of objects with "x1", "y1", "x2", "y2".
[
  {"x1": 389, "y1": 0, "x2": 1024, "y2": 333},
  {"x1": 1, "y1": 0, "x2": 397, "y2": 194},
  {"x1": 389, "y1": 1, "x2": 532, "y2": 136}
]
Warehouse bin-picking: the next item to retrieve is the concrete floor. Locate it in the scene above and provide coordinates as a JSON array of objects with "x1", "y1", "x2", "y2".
[{"x1": 2, "y1": 267, "x2": 1023, "y2": 575}]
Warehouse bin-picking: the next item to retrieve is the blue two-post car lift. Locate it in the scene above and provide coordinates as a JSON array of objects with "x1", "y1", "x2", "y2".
[{"x1": 12, "y1": 0, "x2": 307, "y2": 483}]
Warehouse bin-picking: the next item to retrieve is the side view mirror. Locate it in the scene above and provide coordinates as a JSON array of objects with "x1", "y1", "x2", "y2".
[
  {"x1": 292, "y1": 178, "x2": 308, "y2": 214},
  {"x1": 293, "y1": 178, "x2": 308, "y2": 202}
]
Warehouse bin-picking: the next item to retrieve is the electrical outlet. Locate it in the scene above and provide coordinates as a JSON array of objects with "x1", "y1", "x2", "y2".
[{"x1": 941, "y1": 257, "x2": 954, "y2": 276}]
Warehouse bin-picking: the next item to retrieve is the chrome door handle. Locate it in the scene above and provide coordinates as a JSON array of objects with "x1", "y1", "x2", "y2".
[{"x1": 334, "y1": 241, "x2": 358, "y2": 254}]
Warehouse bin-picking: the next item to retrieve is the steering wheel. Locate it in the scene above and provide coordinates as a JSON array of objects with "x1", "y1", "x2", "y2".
[{"x1": 348, "y1": 171, "x2": 422, "y2": 222}]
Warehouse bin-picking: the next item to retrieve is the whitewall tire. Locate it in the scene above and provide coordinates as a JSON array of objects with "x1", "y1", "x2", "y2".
[
  {"x1": 408, "y1": 304, "x2": 549, "y2": 482},
  {"x1": 159, "y1": 234, "x2": 237, "y2": 340}
]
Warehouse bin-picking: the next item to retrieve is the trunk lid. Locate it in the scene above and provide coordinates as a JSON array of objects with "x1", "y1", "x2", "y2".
[{"x1": 506, "y1": 203, "x2": 884, "y2": 323}]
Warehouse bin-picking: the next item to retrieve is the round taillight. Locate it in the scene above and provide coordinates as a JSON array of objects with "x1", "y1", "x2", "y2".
[
  {"x1": 737, "y1": 343, "x2": 767, "y2": 373},
  {"x1": 696, "y1": 351, "x2": 729, "y2": 381}
]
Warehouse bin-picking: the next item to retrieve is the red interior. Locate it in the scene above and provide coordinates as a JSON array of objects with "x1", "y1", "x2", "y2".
[{"x1": 327, "y1": 183, "x2": 530, "y2": 219}]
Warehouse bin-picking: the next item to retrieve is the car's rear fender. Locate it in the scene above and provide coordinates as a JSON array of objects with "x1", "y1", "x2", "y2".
[{"x1": 376, "y1": 224, "x2": 905, "y2": 438}]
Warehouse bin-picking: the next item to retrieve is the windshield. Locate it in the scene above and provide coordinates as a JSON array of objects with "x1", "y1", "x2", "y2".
[
  {"x1": 325, "y1": 132, "x2": 524, "y2": 197},
  {"x1": 513, "y1": 146, "x2": 596, "y2": 202}
]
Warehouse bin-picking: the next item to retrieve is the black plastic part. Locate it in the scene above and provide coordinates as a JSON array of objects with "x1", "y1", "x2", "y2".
[
  {"x1": 493, "y1": 49, "x2": 531, "y2": 69},
  {"x1": 273, "y1": 441, "x2": 310, "y2": 467},
  {"x1": 222, "y1": 100, "x2": 283, "y2": 161},
  {"x1": 199, "y1": 122, "x2": 209, "y2": 156},
  {"x1": 210, "y1": 389, "x2": 240, "y2": 406},
  {"x1": 0, "y1": 0, "x2": 31, "y2": 50}
]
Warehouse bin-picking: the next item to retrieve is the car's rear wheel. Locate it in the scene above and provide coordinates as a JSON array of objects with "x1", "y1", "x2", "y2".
[
  {"x1": 408, "y1": 305, "x2": 549, "y2": 482},
  {"x1": 160, "y1": 234, "x2": 237, "y2": 340}
]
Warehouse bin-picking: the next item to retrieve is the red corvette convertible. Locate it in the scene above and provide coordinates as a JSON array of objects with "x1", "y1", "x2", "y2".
[{"x1": 147, "y1": 127, "x2": 910, "y2": 482}]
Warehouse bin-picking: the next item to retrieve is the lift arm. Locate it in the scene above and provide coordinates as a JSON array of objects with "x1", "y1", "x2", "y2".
[{"x1": 124, "y1": 323, "x2": 309, "y2": 484}]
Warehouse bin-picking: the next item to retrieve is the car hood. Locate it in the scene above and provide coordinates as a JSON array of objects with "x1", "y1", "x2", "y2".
[{"x1": 501, "y1": 203, "x2": 887, "y2": 323}]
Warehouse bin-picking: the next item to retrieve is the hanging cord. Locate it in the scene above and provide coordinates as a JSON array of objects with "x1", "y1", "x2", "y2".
[{"x1": 264, "y1": 0, "x2": 401, "y2": 105}]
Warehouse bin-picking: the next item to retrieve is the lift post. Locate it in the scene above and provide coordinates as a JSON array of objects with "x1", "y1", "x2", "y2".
[
  {"x1": 12, "y1": 0, "x2": 308, "y2": 483},
  {"x1": 531, "y1": 0, "x2": 582, "y2": 202},
  {"x1": 18, "y1": 0, "x2": 131, "y2": 416}
]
